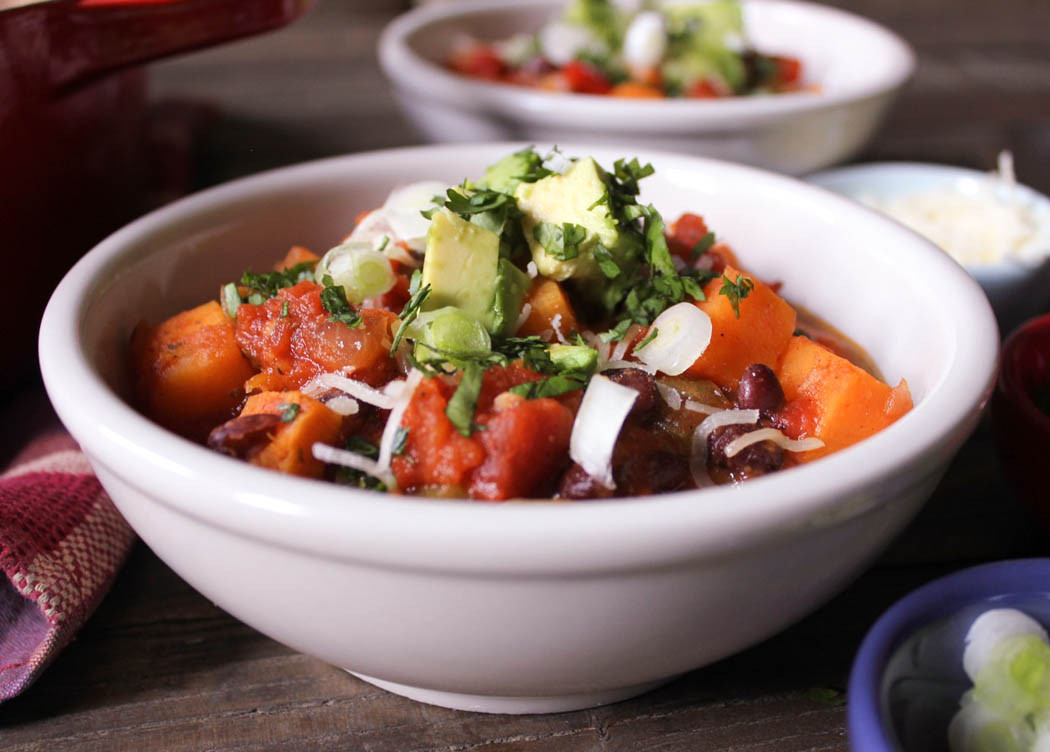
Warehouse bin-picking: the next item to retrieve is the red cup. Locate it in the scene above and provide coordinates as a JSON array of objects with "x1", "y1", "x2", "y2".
[
  {"x1": 3, "y1": 0, "x2": 311, "y2": 389},
  {"x1": 993, "y1": 312, "x2": 1050, "y2": 533}
]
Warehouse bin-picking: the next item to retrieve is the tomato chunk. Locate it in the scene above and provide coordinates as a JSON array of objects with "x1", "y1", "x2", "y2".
[
  {"x1": 449, "y1": 45, "x2": 507, "y2": 81},
  {"x1": 235, "y1": 280, "x2": 398, "y2": 389},
  {"x1": 562, "y1": 60, "x2": 613, "y2": 94},
  {"x1": 470, "y1": 394, "x2": 574, "y2": 501}
]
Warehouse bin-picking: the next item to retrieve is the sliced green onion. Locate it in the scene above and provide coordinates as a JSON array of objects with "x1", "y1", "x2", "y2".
[{"x1": 316, "y1": 241, "x2": 395, "y2": 304}]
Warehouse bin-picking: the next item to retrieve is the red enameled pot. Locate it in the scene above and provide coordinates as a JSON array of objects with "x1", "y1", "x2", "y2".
[
  {"x1": 3, "y1": 0, "x2": 311, "y2": 390},
  {"x1": 993, "y1": 312, "x2": 1050, "y2": 534}
]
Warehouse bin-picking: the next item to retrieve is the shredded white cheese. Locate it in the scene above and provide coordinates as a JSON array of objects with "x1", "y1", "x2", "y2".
[
  {"x1": 311, "y1": 442, "x2": 394, "y2": 487},
  {"x1": 858, "y1": 152, "x2": 1050, "y2": 266},
  {"x1": 722, "y1": 427, "x2": 824, "y2": 458},
  {"x1": 689, "y1": 408, "x2": 759, "y2": 487},
  {"x1": 302, "y1": 372, "x2": 398, "y2": 410},
  {"x1": 655, "y1": 382, "x2": 682, "y2": 410},
  {"x1": 376, "y1": 369, "x2": 424, "y2": 475},
  {"x1": 514, "y1": 302, "x2": 533, "y2": 333}
]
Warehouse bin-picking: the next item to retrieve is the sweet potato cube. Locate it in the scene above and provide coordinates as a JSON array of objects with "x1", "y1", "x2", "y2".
[
  {"x1": 517, "y1": 278, "x2": 579, "y2": 338},
  {"x1": 776, "y1": 335, "x2": 912, "y2": 462},
  {"x1": 276, "y1": 245, "x2": 319, "y2": 271},
  {"x1": 132, "y1": 301, "x2": 256, "y2": 441},
  {"x1": 684, "y1": 265, "x2": 796, "y2": 389},
  {"x1": 240, "y1": 391, "x2": 343, "y2": 478}
]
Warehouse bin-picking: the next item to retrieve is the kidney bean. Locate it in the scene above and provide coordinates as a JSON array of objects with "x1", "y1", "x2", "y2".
[
  {"x1": 708, "y1": 423, "x2": 783, "y2": 479},
  {"x1": 557, "y1": 463, "x2": 614, "y2": 500},
  {"x1": 207, "y1": 413, "x2": 281, "y2": 461},
  {"x1": 603, "y1": 368, "x2": 659, "y2": 421},
  {"x1": 736, "y1": 363, "x2": 784, "y2": 418},
  {"x1": 615, "y1": 451, "x2": 692, "y2": 496}
]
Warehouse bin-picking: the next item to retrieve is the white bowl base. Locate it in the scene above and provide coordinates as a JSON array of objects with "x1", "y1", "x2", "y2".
[{"x1": 348, "y1": 671, "x2": 674, "y2": 714}]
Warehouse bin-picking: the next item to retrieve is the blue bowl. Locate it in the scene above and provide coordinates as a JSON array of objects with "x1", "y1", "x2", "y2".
[{"x1": 848, "y1": 559, "x2": 1050, "y2": 751}]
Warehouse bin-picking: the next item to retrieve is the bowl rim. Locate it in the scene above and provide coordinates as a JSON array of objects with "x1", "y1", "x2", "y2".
[
  {"x1": 377, "y1": 0, "x2": 917, "y2": 131},
  {"x1": 847, "y1": 557, "x2": 1050, "y2": 751},
  {"x1": 998, "y1": 311, "x2": 1050, "y2": 434},
  {"x1": 38, "y1": 142, "x2": 998, "y2": 574}
]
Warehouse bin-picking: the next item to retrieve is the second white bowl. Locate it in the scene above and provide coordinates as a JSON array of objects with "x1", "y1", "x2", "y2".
[{"x1": 378, "y1": 0, "x2": 916, "y2": 175}]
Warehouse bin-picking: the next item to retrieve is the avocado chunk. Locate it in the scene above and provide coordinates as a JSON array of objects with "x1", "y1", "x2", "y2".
[
  {"x1": 476, "y1": 148, "x2": 550, "y2": 196},
  {"x1": 421, "y1": 208, "x2": 529, "y2": 337},
  {"x1": 549, "y1": 343, "x2": 598, "y2": 375},
  {"x1": 514, "y1": 157, "x2": 627, "y2": 282}
]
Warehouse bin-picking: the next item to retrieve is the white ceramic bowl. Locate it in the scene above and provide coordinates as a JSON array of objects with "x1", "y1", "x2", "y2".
[
  {"x1": 39, "y1": 143, "x2": 997, "y2": 714},
  {"x1": 806, "y1": 162, "x2": 1050, "y2": 335},
  {"x1": 378, "y1": 0, "x2": 915, "y2": 175}
]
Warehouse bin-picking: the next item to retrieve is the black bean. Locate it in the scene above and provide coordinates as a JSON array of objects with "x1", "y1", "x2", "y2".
[
  {"x1": 557, "y1": 463, "x2": 614, "y2": 500},
  {"x1": 207, "y1": 413, "x2": 282, "y2": 460},
  {"x1": 615, "y1": 451, "x2": 692, "y2": 496},
  {"x1": 736, "y1": 363, "x2": 784, "y2": 418},
  {"x1": 708, "y1": 423, "x2": 783, "y2": 479},
  {"x1": 603, "y1": 368, "x2": 659, "y2": 421}
]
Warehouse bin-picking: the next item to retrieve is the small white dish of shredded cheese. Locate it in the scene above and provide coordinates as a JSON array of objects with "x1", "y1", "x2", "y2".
[{"x1": 807, "y1": 154, "x2": 1050, "y2": 332}]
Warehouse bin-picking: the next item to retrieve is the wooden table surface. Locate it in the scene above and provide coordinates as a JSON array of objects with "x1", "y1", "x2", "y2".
[{"x1": 3, "y1": 1, "x2": 1050, "y2": 749}]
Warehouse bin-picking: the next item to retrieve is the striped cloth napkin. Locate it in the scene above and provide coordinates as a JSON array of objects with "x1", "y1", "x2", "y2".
[{"x1": 0, "y1": 426, "x2": 134, "y2": 701}]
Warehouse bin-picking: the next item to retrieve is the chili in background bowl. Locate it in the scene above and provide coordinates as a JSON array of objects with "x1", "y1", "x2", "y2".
[
  {"x1": 377, "y1": 0, "x2": 915, "y2": 176},
  {"x1": 38, "y1": 143, "x2": 997, "y2": 713},
  {"x1": 993, "y1": 312, "x2": 1050, "y2": 536}
]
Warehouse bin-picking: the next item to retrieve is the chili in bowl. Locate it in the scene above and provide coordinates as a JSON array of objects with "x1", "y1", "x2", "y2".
[{"x1": 39, "y1": 143, "x2": 996, "y2": 713}]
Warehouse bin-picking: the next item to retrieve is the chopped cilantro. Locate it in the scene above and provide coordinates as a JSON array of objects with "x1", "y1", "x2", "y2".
[
  {"x1": 634, "y1": 327, "x2": 659, "y2": 351},
  {"x1": 319, "y1": 274, "x2": 362, "y2": 327},
  {"x1": 238, "y1": 260, "x2": 316, "y2": 300},
  {"x1": 334, "y1": 437, "x2": 387, "y2": 492},
  {"x1": 533, "y1": 221, "x2": 587, "y2": 261},
  {"x1": 446, "y1": 363, "x2": 484, "y2": 437},
  {"x1": 278, "y1": 403, "x2": 300, "y2": 423},
  {"x1": 392, "y1": 427, "x2": 409, "y2": 456},
  {"x1": 508, "y1": 372, "x2": 588, "y2": 400},
  {"x1": 280, "y1": 300, "x2": 289, "y2": 318},
  {"x1": 719, "y1": 273, "x2": 755, "y2": 318},
  {"x1": 443, "y1": 188, "x2": 514, "y2": 218},
  {"x1": 593, "y1": 244, "x2": 622, "y2": 278},
  {"x1": 691, "y1": 231, "x2": 716, "y2": 261},
  {"x1": 390, "y1": 269, "x2": 432, "y2": 356}
]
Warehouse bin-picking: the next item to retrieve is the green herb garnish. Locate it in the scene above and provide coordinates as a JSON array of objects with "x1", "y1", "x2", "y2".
[
  {"x1": 319, "y1": 274, "x2": 362, "y2": 327},
  {"x1": 691, "y1": 231, "x2": 716, "y2": 261},
  {"x1": 508, "y1": 372, "x2": 588, "y2": 400},
  {"x1": 390, "y1": 269, "x2": 432, "y2": 356},
  {"x1": 719, "y1": 273, "x2": 754, "y2": 318},
  {"x1": 446, "y1": 363, "x2": 485, "y2": 437},
  {"x1": 238, "y1": 260, "x2": 316, "y2": 300},
  {"x1": 533, "y1": 221, "x2": 587, "y2": 261},
  {"x1": 278, "y1": 403, "x2": 300, "y2": 423},
  {"x1": 634, "y1": 327, "x2": 659, "y2": 351}
]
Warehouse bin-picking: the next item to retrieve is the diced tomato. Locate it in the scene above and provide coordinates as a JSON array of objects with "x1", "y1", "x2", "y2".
[
  {"x1": 235, "y1": 281, "x2": 398, "y2": 389},
  {"x1": 469, "y1": 396, "x2": 574, "y2": 500},
  {"x1": 449, "y1": 44, "x2": 507, "y2": 81},
  {"x1": 773, "y1": 56, "x2": 802, "y2": 87},
  {"x1": 562, "y1": 60, "x2": 613, "y2": 95},
  {"x1": 392, "y1": 377, "x2": 486, "y2": 490},
  {"x1": 667, "y1": 212, "x2": 710, "y2": 260},
  {"x1": 373, "y1": 258, "x2": 413, "y2": 313},
  {"x1": 685, "y1": 79, "x2": 723, "y2": 98},
  {"x1": 392, "y1": 363, "x2": 573, "y2": 500}
]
